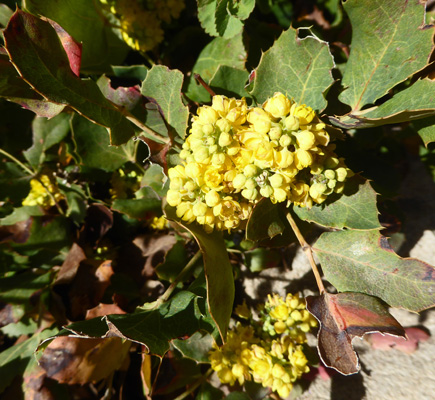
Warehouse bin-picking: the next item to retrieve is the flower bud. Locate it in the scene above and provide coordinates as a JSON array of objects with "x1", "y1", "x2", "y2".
[
  {"x1": 219, "y1": 132, "x2": 232, "y2": 147},
  {"x1": 296, "y1": 130, "x2": 316, "y2": 150},
  {"x1": 205, "y1": 190, "x2": 221, "y2": 207},
  {"x1": 294, "y1": 105, "x2": 315, "y2": 125},
  {"x1": 268, "y1": 125, "x2": 282, "y2": 141},
  {"x1": 263, "y1": 93, "x2": 291, "y2": 118},
  {"x1": 273, "y1": 188, "x2": 287, "y2": 203},
  {"x1": 284, "y1": 115, "x2": 299, "y2": 131},
  {"x1": 324, "y1": 169, "x2": 336, "y2": 180},
  {"x1": 197, "y1": 106, "x2": 218, "y2": 124},
  {"x1": 242, "y1": 188, "x2": 258, "y2": 200},
  {"x1": 260, "y1": 185, "x2": 274, "y2": 198},
  {"x1": 233, "y1": 174, "x2": 247, "y2": 190},
  {"x1": 279, "y1": 134, "x2": 292, "y2": 147},
  {"x1": 166, "y1": 189, "x2": 182, "y2": 206},
  {"x1": 243, "y1": 164, "x2": 258, "y2": 178},
  {"x1": 216, "y1": 118, "x2": 231, "y2": 133},
  {"x1": 336, "y1": 167, "x2": 347, "y2": 182},
  {"x1": 193, "y1": 201, "x2": 208, "y2": 217},
  {"x1": 193, "y1": 146, "x2": 209, "y2": 162},
  {"x1": 269, "y1": 173, "x2": 283, "y2": 188},
  {"x1": 295, "y1": 149, "x2": 313, "y2": 169}
]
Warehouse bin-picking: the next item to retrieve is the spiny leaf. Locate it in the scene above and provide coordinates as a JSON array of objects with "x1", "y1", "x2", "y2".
[
  {"x1": 3, "y1": 10, "x2": 135, "y2": 145},
  {"x1": 332, "y1": 79, "x2": 435, "y2": 129},
  {"x1": 306, "y1": 292, "x2": 406, "y2": 375},
  {"x1": 39, "y1": 291, "x2": 214, "y2": 358},
  {"x1": 141, "y1": 65, "x2": 189, "y2": 139},
  {"x1": 24, "y1": 113, "x2": 71, "y2": 169},
  {"x1": 165, "y1": 206, "x2": 234, "y2": 341},
  {"x1": 293, "y1": 177, "x2": 381, "y2": 230},
  {"x1": 313, "y1": 230, "x2": 435, "y2": 312},
  {"x1": 249, "y1": 27, "x2": 334, "y2": 111},
  {"x1": 71, "y1": 115, "x2": 136, "y2": 171},
  {"x1": 24, "y1": 0, "x2": 128, "y2": 72},
  {"x1": 197, "y1": 0, "x2": 255, "y2": 39},
  {"x1": 209, "y1": 66, "x2": 250, "y2": 99},
  {"x1": 414, "y1": 115, "x2": 435, "y2": 146},
  {"x1": 339, "y1": 0, "x2": 434, "y2": 111},
  {"x1": 0, "y1": 52, "x2": 65, "y2": 118},
  {"x1": 185, "y1": 32, "x2": 247, "y2": 103}
]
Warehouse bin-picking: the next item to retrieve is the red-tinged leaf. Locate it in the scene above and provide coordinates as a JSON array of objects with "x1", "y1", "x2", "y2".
[
  {"x1": 97, "y1": 76, "x2": 141, "y2": 111},
  {"x1": 3, "y1": 10, "x2": 135, "y2": 145},
  {"x1": 306, "y1": 292, "x2": 406, "y2": 375},
  {"x1": 46, "y1": 19, "x2": 81, "y2": 77},
  {"x1": 39, "y1": 336, "x2": 131, "y2": 384},
  {"x1": 367, "y1": 327, "x2": 430, "y2": 354}
]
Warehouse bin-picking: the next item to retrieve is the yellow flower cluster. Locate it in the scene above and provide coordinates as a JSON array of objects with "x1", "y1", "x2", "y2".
[
  {"x1": 22, "y1": 174, "x2": 63, "y2": 209},
  {"x1": 109, "y1": 169, "x2": 142, "y2": 200},
  {"x1": 167, "y1": 93, "x2": 353, "y2": 232},
  {"x1": 209, "y1": 293, "x2": 317, "y2": 398},
  {"x1": 99, "y1": 0, "x2": 185, "y2": 52}
]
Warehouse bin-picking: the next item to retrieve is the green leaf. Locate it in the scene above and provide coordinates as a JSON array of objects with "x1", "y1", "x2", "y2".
[
  {"x1": 196, "y1": 382, "x2": 224, "y2": 400},
  {"x1": 339, "y1": 0, "x2": 434, "y2": 111},
  {"x1": 165, "y1": 206, "x2": 234, "y2": 341},
  {"x1": 141, "y1": 164, "x2": 168, "y2": 198},
  {"x1": 0, "y1": 4, "x2": 13, "y2": 27},
  {"x1": 414, "y1": 115, "x2": 435, "y2": 146},
  {"x1": 249, "y1": 27, "x2": 334, "y2": 111},
  {"x1": 172, "y1": 331, "x2": 214, "y2": 363},
  {"x1": 0, "y1": 327, "x2": 57, "y2": 394},
  {"x1": 23, "y1": 113, "x2": 71, "y2": 169},
  {"x1": 3, "y1": 10, "x2": 135, "y2": 145},
  {"x1": 0, "y1": 53, "x2": 65, "y2": 118},
  {"x1": 0, "y1": 206, "x2": 44, "y2": 225},
  {"x1": 24, "y1": 0, "x2": 128, "y2": 72},
  {"x1": 42, "y1": 291, "x2": 215, "y2": 358},
  {"x1": 111, "y1": 190, "x2": 162, "y2": 219},
  {"x1": 155, "y1": 240, "x2": 188, "y2": 282},
  {"x1": 0, "y1": 271, "x2": 51, "y2": 303},
  {"x1": 313, "y1": 230, "x2": 435, "y2": 312},
  {"x1": 141, "y1": 65, "x2": 189, "y2": 139},
  {"x1": 186, "y1": 32, "x2": 247, "y2": 103},
  {"x1": 332, "y1": 79, "x2": 435, "y2": 129},
  {"x1": 209, "y1": 66, "x2": 250, "y2": 99},
  {"x1": 293, "y1": 177, "x2": 381, "y2": 230},
  {"x1": 71, "y1": 114, "x2": 136, "y2": 171},
  {"x1": 59, "y1": 183, "x2": 87, "y2": 225},
  {"x1": 197, "y1": 0, "x2": 254, "y2": 39}
]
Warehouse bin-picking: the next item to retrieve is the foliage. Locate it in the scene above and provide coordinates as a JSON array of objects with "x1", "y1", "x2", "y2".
[{"x1": 0, "y1": 0, "x2": 434, "y2": 399}]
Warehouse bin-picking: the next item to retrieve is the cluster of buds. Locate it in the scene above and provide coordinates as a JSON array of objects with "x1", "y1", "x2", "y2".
[
  {"x1": 209, "y1": 293, "x2": 317, "y2": 398},
  {"x1": 167, "y1": 93, "x2": 353, "y2": 232},
  {"x1": 99, "y1": 0, "x2": 185, "y2": 52},
  {"x1": 109, "y1": 169, "x2": 142, "y2": 200},
  {"x1": 22, "y1": 174, "x2": 63, "y2": 209}
]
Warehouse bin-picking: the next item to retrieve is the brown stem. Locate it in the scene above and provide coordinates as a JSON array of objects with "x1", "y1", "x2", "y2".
[
  {"x1": 194, "y1": 74, "x2": 216, "y2": 97},
  {"x1": 286, "y1": 211, "x2": 326, "y2": 294}
]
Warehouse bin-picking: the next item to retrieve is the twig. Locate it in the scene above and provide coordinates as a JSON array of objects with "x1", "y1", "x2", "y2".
[
  {"x1": 157, "y1": 250, "x2": 202, "y2": 304},
  {"x1": 286, "y1": 211, "x2": 326, "y2": 294},
  {"x1": 173, "y1": 368, "x2": 213, "y2": 400},
  {"x1": 120, "y1": 108, "x2": 170, "y2": 144},
  {"x1": 194, "y1": 74, "x2": 216, "y2": 97},
  {"x1": 0, "y1": 147, "x2": 35, "y2": 175}
]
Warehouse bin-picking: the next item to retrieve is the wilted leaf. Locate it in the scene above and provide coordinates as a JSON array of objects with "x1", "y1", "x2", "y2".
[
  {"x1": 4, "y1": 10, "x2": 135, "y2": 145},
  {"x1": 23, "y1": 113, "x2": 71, "y2": 169},
  {"x1": 141, "y1": 65, "x2": 189, "y2": 139},
  {"x1": 249, "y1": 27, "x2": 334, "y2": 111},
  {"x1": 332, "y1": 79, "x2": 435, "y2": 129},
  {"x1": 185, "y1": 32, "x2": 247, "y2": 103},
  {"x1": 366, "y1": 326, "x2": 430, "y2": 354},
  {"x1": 293, "y1": 177, "x2": 381, "y2": 230},
  {"x1": 339, "y1": 0, "x2": 434, "y2": 111},
  {"x1": 39, "y1": 336, "x2": 130, "y2": 384},
  {"x1": 165, "y1": 206, "x2": 234, "y2": 341},
  {"x1": 54, "y1": 243, "x2": 86, "y2": 286},
  {"x1": 313, "y1": 230, "x2": 435, "y2": 312},
  {"x1": 306, "y1": 292, "x2": 406, "y2": 375}
]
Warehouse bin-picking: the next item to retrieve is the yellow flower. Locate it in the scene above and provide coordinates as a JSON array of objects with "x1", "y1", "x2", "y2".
[{"x1": 22, "y1": 174, "x2": 63, "y2": 209}]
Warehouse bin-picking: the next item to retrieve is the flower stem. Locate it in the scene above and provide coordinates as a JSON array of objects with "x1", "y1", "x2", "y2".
[
  {"x1": 120, "y1": 109, "x2": 170, "y2": 144},
  {"x1": 158, "y1": 250, "x2": 202, "y2": 304},
  {"x1": 286, "y1": 211, "x2": 325, "y2": 294},
  {"x1": 173, "y1": 368, "x2": 213, "y2": 400},
  {"x1": 0, "y1": 147, "x2": 35, "y2": 176}
]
